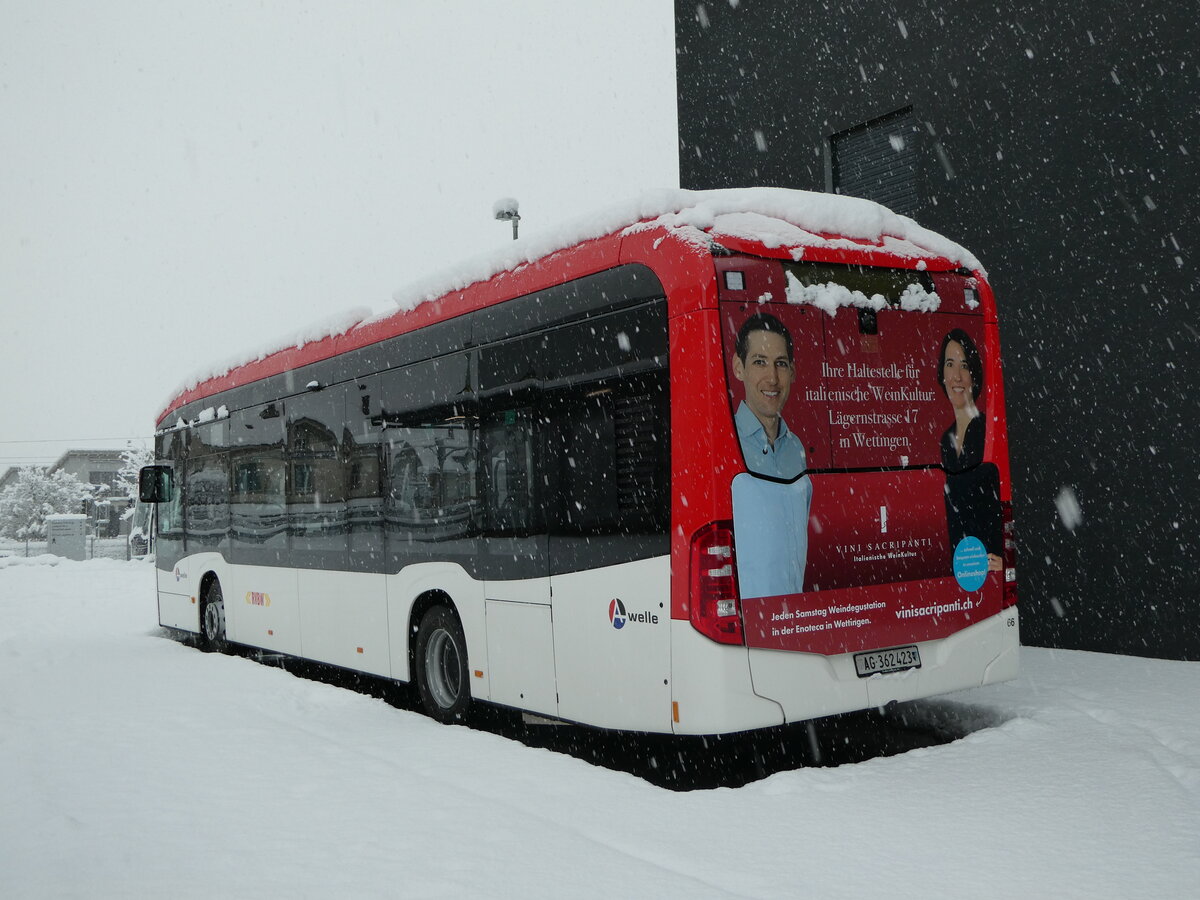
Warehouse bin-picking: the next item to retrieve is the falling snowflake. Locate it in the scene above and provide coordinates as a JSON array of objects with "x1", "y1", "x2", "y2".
[{"x1": 1056, "y1": 486, "x2": 1083, "y2": 532}]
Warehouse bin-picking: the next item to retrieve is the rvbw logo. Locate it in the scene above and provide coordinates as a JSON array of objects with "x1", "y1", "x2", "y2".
[{"x1": 608, "y1": 598, "x2": 659, "y2": 630}]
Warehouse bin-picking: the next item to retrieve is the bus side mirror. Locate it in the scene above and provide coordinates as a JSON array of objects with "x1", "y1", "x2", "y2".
[{"x1": 139, "y1": 466, "x2": 173, "y2": 503}]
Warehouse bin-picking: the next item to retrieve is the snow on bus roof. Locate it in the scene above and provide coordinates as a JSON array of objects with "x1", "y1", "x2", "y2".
[
  {"x1": 392, "y1": 187, "x2": 981, "y2": 310},
  {"x1": 162, "y1": 304, "x2": 375, "y2": 420},
  {"x1": 162, "y1": 188, "x2": 981, "y2": 422}
]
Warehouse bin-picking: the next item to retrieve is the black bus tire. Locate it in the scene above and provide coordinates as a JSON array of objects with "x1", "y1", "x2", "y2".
[
  {"x1": 199, "y1": 579, "x2": 228, "y2": 654},
  {"x1": 414, "y1": 605, "x2": 470, "y2": 724}
]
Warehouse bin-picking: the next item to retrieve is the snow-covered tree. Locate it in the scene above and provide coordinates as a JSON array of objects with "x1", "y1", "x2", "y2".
[
  {"x1": 115, "y1": 444, "x2": 154, "y2": 504},
  {"x1": 0, "y1": 467, "x2": 91, "y2": 540}
]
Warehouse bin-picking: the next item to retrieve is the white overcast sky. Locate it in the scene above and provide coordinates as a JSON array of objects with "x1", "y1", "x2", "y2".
[{"x1": 0, "y1": 1, "x2": 678, "y2": 469}]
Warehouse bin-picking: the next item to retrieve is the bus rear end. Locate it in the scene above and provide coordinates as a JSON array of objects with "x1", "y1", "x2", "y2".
[{"x1": 669, "y1": 245, "x2": 1018, "y2": 734}]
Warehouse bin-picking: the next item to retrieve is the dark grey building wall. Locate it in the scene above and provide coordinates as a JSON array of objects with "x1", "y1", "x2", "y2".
[{"x1": 677, "y1": 0, "x2": 1199, "y2": 659}]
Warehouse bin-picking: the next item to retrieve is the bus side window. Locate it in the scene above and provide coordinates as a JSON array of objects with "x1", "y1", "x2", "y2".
[
  {"x1": 379, "y1": 355, "x2": 480, "y2": 546},
  {"x1": 541, "y1": 375, "x2": 669, "y2": 537},
  {"x1": 482, "y1": 408, "x2": 535, "y2": 535},
  {"x1": 539, "y1": 302, "x2": 670, "y2": 539},
  {"x1": 158, "y1": 467, "x2": 184, "y2": 536},
  {"x1": 613, "y1": 379, "x2": 670, "y2": 532},
  {"x1": 152, "y1": 429, "x2": 187, "y2": 568},
  {"x1": 228, "y1": 402, "x2": 287, "y2": 566},
  {"x1": 383, "y1": 418, "x2": 478, "y2": 540},
  {"x1": 544, "y1": 390, "x2": 618, "y2": 535},
  {"x1": 184, "y1": 451, "x2": 230, "y2": 552},
  {"x1": 285, "y1": 384, "x2": 349, "y2": 567}
]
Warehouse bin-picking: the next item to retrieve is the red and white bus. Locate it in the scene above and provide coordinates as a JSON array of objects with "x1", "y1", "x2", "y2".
[{"x1": 141, "y1": 189, "x2": 1018, "y2": 734}]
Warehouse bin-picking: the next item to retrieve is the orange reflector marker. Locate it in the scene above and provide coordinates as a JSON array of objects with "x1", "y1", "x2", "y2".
[
  {"x1": 356, "y1": 647, "x2": 363, "y2": 654},
  {"x1": 267, "y1": 629, "x2": 274, "y2": 636},
  {"x1": 191, "y1": 597, "x2": 196, "y2": 604},
  {"x1": 672, "y1": 701, "x2": 679, "y2": 723},
  {"x1": 473, "y1": 670, "x2": 483, "y2": 679}
]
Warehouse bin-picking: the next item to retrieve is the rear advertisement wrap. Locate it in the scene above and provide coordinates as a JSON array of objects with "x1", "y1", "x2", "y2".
[{"x1": 721, "y1": 262, "x2": 1003, "y2": 656}]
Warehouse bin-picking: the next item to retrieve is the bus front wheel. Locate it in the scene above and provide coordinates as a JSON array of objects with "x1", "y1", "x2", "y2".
[
  {"x1": 414, "y1": 606, "x2": 470, "y2": 724},
  {"x1": 199, "y1": 580, "x2": 228, "y2": 653}
]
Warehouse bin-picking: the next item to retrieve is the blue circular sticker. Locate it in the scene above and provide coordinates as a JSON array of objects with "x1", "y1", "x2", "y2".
[{"x1": 953, "y1": 536, "x2": 988, "y2": 592}]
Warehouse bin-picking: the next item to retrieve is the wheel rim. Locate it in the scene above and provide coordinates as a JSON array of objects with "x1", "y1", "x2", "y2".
[
  {"x1": 204, "y1": 595, "x2": 225, "y2": 642},
  {"x1": 425, "y1": 628, "x2": 462, "y2": 710}
]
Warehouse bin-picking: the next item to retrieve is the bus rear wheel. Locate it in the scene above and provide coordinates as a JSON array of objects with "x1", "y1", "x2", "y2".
[
  {"x1": 414, "y1": 606, "x2": 470, "y2": 724},
  {"x1": 199, "y1": 580, "x2": 228, "y2": 653}
]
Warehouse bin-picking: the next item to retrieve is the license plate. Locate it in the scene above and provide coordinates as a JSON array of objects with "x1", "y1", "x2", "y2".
[{"x1": 854, "y1": 645, "x2": 921, "y2": 678}]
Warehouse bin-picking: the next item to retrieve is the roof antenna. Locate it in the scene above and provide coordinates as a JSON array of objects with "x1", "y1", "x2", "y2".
[{"x1": 493, "y1": 197, "x2": 520, "y2": 240}]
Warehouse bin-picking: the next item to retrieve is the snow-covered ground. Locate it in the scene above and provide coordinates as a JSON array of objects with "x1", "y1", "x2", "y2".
[
  {"x1": 2, "y1": 559, "x2": 1197, "y2": 898},
  {"x1": 0, "y1": 537, "x2": 131, "y2": 562}
]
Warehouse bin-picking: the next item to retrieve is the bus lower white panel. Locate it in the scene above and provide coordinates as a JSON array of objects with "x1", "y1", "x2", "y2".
[
  {"x1": 486, "y1": 575, "x2": 551, "y2": 606},
  {"x1": 747, "y1": 612, "x2": 1015, "y2": 723},
  {"x1": 982, "y1": 608, "x2": 1020, "y2": 685},
  {"x1": 158, "y1": 590, "x2": 197, "y2": 632},
  {"x1": 862, "y1": 613, "x2": 1007, "y2": 710},
  {"x1": 668, "y1": 620, "x2": 785, "y2": 735},
  {"x1": 157, "y1": 568, "x2": 187, "y2": 602},
  {"x1": 227, "y1": 565, "x2": 301, "y2": 655},
  {"x1": 747, "y1": 648, "x2": 871, "y2": 724},
  {"x1": 157, "y1": 554, "x2": 224, "y2": 632},
  {"x1": 551, "y1": 557, "x2": 671, "y2": 732},
  {"x1": 298, "y1": 570, "x2": 390, "y2": 677},
  {"x1": 484, "y1": 599, "x2": 558, "y2": 717}
]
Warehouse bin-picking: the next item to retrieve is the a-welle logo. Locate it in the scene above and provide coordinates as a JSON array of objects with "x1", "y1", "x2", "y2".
[{"x1": 608, "y1": 598, "x2": 658, "y2": 630}]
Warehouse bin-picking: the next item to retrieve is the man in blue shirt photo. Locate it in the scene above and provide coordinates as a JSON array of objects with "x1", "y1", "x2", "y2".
[{"x1": 731, "y1": 312, "x2": 813, "y2": 598}]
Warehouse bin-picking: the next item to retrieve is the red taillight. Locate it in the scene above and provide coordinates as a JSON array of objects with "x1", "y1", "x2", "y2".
[
  {"x1": 689, "y1": 520, "x2": 744, "y2": 645},
  {"x1": 1002, "y1": 500, "x2": 1018, "y2": 608}
]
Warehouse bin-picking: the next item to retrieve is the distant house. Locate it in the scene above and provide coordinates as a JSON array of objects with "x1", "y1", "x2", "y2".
[{"x1": 48, "y1": 450, "x2": 128, "y2": 537}]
